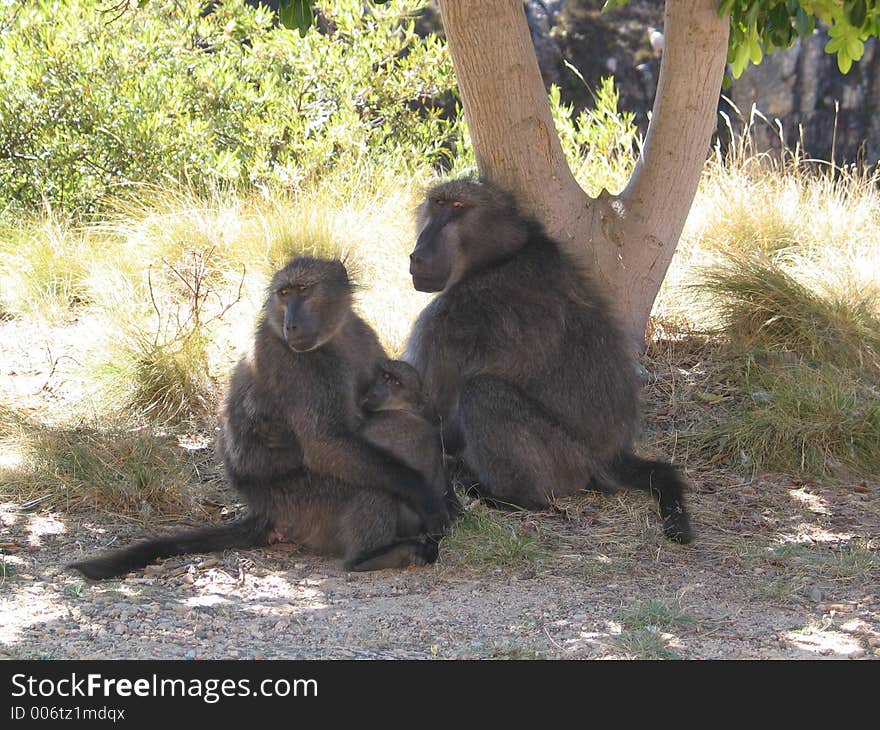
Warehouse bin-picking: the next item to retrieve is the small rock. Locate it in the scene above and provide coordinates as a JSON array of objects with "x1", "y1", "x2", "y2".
[
  {"x1": 808, "y1": 587, "x2": 823, "y2": 602},
  {"x1": 180, "y1": 574, "x2": 194, "y2": 585},
  {"x1": 867, "y1": 637, "x2": 880, "y2": 648},
  {"x1": 144, "y1": 564, "x2": 164, "y2": 575},
  {"x1": 197, "y1": 559, "x2": 219, "y2": 569},
  {"x1": 184, "y1": 649, "x2": 196, "y2": 660}
]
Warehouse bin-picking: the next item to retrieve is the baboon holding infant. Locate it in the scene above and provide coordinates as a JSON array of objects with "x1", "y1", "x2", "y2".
[
  {"x1": 71, "y1": 258, "x2": 449, "y2": 579},
  {"x1": 406, "y1": 178, "x2": 693, "y2": 543}
]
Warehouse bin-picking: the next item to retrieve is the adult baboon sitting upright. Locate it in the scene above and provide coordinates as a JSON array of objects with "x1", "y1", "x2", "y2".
[
  {"x1": 405, "y1": 178, "x2": 693, "y2": 543},
  {"x1": 70, "y1": 257, "x2": 449, "y2": 579}
]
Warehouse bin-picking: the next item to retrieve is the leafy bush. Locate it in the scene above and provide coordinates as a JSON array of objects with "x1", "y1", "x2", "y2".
[
  {"x1": 550, "y1": 76, "x2": 639, "y2": 196},
  {"x1": 0, "y1": 0, "x2": 462, "y2": 216}
]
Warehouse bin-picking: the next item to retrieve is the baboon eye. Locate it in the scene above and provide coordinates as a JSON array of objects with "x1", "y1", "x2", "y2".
[
  {"x1": 297, "y1": 284, "x2": 311, "y2": 295},
  {"x1": 392, "y1": 378, "x2": 402, "y2": 387},
  {"x1": 434, "y1": 198, "x2": 445, "y2": 206},
  {"x1": 278, "y1": 287, "x2": 291, "y2": 297},
  {"x1": 451, "y1": 200, "x2": 465, "y2": 209}
]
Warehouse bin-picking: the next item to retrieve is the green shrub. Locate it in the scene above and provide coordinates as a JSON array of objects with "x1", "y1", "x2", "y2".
[{"x1": 0, "y1": 0, "x2": 462, "y2": 216}]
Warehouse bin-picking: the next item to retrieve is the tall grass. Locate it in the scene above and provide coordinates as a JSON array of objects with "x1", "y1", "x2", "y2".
[
  {"x1": 699, "y1": 254, "x2": 880, "y2": 373},
  {"x1": 697, "y1": 360, "x2": 880, "y2": 476},
  {"x1": 656, "y1": 107, "x2": 880, "y2": 477}
]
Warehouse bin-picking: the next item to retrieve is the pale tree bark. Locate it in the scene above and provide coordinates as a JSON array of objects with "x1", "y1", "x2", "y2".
[{"x1": 436, "y1": 0, "x2": 730, "y2": 350}]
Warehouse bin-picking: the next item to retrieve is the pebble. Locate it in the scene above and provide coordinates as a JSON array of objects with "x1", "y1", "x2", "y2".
[
  {"x1": 185, "y1": 649, "x2": 196, "y2": 660},
  {"x1": 144, "y1": 564, "x2": 164, "y2": 575}
]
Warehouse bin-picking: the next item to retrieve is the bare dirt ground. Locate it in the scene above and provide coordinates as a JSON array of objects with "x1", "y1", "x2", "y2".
[{"x1": 1, "y1": 318, "x2": 878, "y2": 660}]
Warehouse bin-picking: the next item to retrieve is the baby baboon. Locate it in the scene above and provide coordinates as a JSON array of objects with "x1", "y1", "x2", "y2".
[
  {"x1": 405, "y1": 178, "x2": 693, "y2": 543},
  {"x1": 359, "y1": 359, "x2": 459, "y2": 526},
  {"x1": 70, "y1": 258, "x2": 448, "y2": 580}
]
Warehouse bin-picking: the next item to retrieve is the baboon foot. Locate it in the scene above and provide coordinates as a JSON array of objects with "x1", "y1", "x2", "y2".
[{"x1": 345, "y1": 538, "x2": 438, "y2": 572}]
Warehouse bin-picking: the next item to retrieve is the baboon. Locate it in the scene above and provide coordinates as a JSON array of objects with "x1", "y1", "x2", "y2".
[
  {"x1": 359, "y1": 359, "x2": 460, "y2": 524},
  {"x1": 405, "y1": 178, "x2": 693, "y2": 543},
  {"x1": 70, "y1": 257, "x2": 449, "y2": 580}
]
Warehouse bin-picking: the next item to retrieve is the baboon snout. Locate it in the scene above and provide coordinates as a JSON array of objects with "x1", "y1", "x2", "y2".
[{"x1": 409, "y1": 251, "x2": 427, "y2": 270}]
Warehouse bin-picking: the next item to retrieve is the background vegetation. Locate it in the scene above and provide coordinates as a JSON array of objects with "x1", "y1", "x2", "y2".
[{"x1": 0, "y1": 0, "x2": 878, "y2": 521}]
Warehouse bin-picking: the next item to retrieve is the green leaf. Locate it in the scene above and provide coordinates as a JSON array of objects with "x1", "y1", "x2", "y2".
[
  {"x1": 794, "y1": 8, "x2": 814, "y2": 36},
  {"x1": 749, "y1": 37, "x2": 763, "y2": 65},
  {"x1": 602, "y1": 0, "x2": 628, "y2": 11},
  {"x1": 846, "y1": 0, "x2": 867, "y2": 29},
  {"x1": 279, "y1": 0, "x2": 314, "y2": 37},
  {"x1": 837, "y1": 51, "x2": 853, "y2": 73},
  {"x1": 731, "y1": 38, "x2": 751, "y2": 77},
  {"x1": 746, "y1": 2, "x2": 761, "y2": 27}
]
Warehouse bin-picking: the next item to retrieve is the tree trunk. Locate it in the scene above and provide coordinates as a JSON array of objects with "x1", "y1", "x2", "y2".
[{"x1": 437, "y1": 0, "x2": 730, "y2": 350}]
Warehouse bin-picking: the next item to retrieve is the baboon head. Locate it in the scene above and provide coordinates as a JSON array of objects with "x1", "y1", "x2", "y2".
[
  {"x1": 409, "y1": 178, "x2": 529, "y2": 292},
  {"x1": 266, "y1": 257, "x2": 353, "y2": 352},
  {"x1": 361, "y1": 360, "x2": 425, "y2": 413}
]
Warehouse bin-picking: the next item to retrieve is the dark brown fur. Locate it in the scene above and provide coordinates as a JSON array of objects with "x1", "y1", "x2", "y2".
[
  {"x1": 405, "y1": 178, "x2": 693, "y2": 543},
  {"x1": 69, "y1": 258, "x2": 448, "y2": 579},
  {"x1": 359, "y1": 359, "x2": 460, "y2": 526}
]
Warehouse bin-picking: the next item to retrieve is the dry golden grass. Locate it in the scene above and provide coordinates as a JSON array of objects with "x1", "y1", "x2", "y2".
[{"x1": 0, "y1": 406, "x2": 193, "y2": 518}]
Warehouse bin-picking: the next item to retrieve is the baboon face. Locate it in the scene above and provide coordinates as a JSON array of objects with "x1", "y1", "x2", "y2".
[
  {"x1": 267, "y1": 257, "x2": 352, "y2": 352},
  {"x1": 409, "y1": 178, "x2": 526, "y2": 292},
  {"x1": 361, "y1": 360, "x2": 423, "y2": 412}
]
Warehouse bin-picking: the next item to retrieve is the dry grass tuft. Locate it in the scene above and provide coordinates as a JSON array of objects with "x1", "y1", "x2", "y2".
[
  {"x1": 698, "y1": 254, "x2": 880, "y2": 373},
  {"x1": 694, "y1": 360, "x2": 880, "y2": 476},
  {"x1": 0, "y1": 407, "x2": 194, "y2": 518}
]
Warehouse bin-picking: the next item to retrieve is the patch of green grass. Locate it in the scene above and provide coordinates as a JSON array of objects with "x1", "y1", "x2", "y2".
[
  {"x1": 0, "y1": 409, "x2": 193, "y2": 518},
  {"x1": 62, "y1": 583, "x2": 86, "y2": 599},
  {"x1": 620, "y1": 599, "x2": 695, "y2": 632},
  {"x1": 754, "y1": 575, "x2": 804, "y2": 601},
  {"x1": 441, "y1": 502, "x2": 548, "y2": 571},
  {"x1": 696, "y1": 360, "x2": 880, "y2": 476},
  {"x1": 99, "y1": 330, "x2": 214, "y2": 426},
  {"x1": 613, "y1": 628, "x2": 680, "y2": 660}
]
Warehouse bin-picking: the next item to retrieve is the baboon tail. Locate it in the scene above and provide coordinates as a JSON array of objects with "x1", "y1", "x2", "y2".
[
  {"x1": 606, "y1": 452, "x2": 694, "y2": 544},
  {"x1": 68, "y1": 513, "x2": 270, "y2": 580}
]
